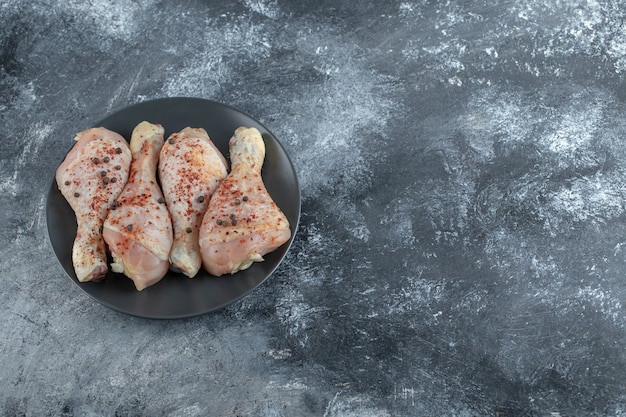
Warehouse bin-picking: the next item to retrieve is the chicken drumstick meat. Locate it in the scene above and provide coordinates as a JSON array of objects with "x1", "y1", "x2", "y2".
[
  {"x1": 199, "y1": 127, "x2": 291, "y2": 276},
  {"x1": 158, "y1": 127, "x2": 228, "y2": 278},
  {"x1": 103, "y1": 121, "x2": 173, "y2": 291},
  {"x1": 56, "y1": 128, "x2": 132, "y2": 282}
]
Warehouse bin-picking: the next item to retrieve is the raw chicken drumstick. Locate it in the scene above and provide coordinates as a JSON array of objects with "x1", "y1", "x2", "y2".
[
  {"x1": 199, "y1": 127, "x2": 291, "y2": 276},
  {"x1": 103, "y1": 121, "x2": 173, "y2": 291},
  {"x1": 56, "y1": 127, "x2": 132, "y2": 282},
  {"x1": 158, "y1": 127, "x2": 228, "y2": 278}
]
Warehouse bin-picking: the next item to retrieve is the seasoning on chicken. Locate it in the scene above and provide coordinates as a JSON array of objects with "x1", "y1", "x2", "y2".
[
  {"x1": 55, "y1": 127, "x2": 132, "y2": 282},
  {"x1": 103, "y1": 121, "x2": 173, "y2": 291},
  {"x1": 199, "y1": 127, "x2": 291, "y2": 276},
  {"x1": 158, "y1": 127, "x2": 228, "y2": 278}
]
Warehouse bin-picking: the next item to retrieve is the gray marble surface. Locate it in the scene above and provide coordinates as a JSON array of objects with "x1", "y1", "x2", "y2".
[{"x1": 2, "y1": 0, "x2": 626, "y2": 415}]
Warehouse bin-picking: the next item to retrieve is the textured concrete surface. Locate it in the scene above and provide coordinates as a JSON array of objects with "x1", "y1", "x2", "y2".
[{"x1": 2, "y1": 0, "x2": 626, "y2": 415}]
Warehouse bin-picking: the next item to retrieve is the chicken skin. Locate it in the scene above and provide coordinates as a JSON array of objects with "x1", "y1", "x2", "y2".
[
  {"x1": 199, "y1": 127, "x2": 291, "y2": 276},
  {"x1": 158, "y1": 127, "x2": 228, "y2": 277},
  {"x1": 103, "y1": 121, "x2": 173, "y2": 291},
  {"x1": 56, "y1": 127, "x2": 132, "y2": 282}
]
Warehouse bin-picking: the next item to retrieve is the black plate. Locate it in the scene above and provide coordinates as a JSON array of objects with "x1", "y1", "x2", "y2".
[{"x1": 46, "y1": 97, "x2": 300, "y2": 319}]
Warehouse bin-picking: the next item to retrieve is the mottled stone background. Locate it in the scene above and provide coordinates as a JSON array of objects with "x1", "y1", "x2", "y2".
[{"x1": 2, "y1": 0, "x2": 626, "y2": 415}]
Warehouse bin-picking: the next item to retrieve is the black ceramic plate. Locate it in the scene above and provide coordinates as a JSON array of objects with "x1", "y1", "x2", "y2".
[{"x1": 46, "y1": 97, "x2": 300, "y2": 319}]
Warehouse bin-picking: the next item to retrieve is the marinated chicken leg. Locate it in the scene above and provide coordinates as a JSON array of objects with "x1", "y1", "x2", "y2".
[
  {"x1": 56, "y1": 127, "x2": 131, "y2": 282},
  {"x1": 103, "y1": 121, "x2": 173, "y2": 291},
  {"x1": 158, "y1": 127, "x2": 228, "y2": 277},
  {"x1": 199, "y1": 127, "x2": 291, "y2": 276}
]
